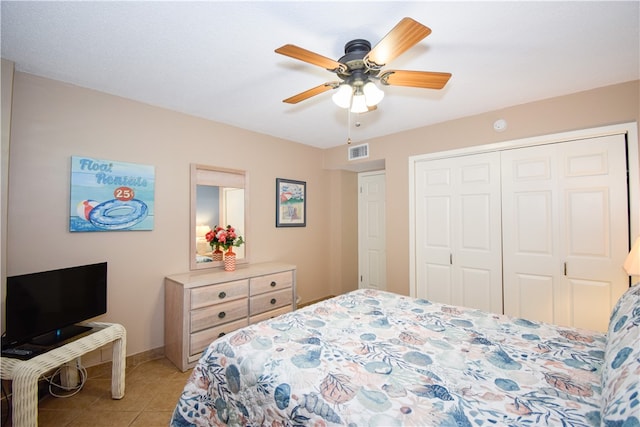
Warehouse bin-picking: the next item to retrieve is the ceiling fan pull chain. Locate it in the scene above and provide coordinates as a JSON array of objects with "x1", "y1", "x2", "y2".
[{"x1": 347, "y1": 108, "x2": 352, "y2": 144}]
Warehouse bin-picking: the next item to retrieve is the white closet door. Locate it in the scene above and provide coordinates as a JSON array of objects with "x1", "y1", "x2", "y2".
[
  {"x1": 415, "y1": 158, "x2": 455, "y2": 304},
  {"x1": 415, "y1": 152, "x2": 503, "y2": 312},
  {"x1": 502, "y1": 135, "x2": 629, "y2": 331}
]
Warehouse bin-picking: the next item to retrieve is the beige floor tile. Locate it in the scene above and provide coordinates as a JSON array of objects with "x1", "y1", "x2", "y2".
[
  {"x1": 144, "y1": 389, "x2": 183, "y2": 412},
  {"x1": 34, "y1": 409, "x2": 78, "y2": 427},
  {"x1": 130, "y1": 410, "x2": 174, "y2": 426},
  {"x1": 39, "y1": 379, "x2": 107, "y2": 410},
  {"x1": 66, "y1": 410, "x2": 139, "y2": 427}
]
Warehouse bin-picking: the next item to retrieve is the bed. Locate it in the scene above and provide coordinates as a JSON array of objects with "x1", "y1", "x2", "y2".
[{"x1": 170, "y1": 284, "x2": 639, "y2": 426}]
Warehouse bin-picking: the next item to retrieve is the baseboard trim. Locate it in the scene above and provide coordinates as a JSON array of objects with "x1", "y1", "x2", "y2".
[
  {"x1": 298, "y1": 295, "x2": 335, "y2": 309},
  {"x1": 85, "y1": 346, "x2": 165, "y2": 378}
]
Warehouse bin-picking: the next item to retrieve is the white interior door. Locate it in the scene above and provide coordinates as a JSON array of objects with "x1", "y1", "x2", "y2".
[
  {"x1": 502, "y1": 135, "x2": 629, "y2": 331},
  {"x1": 223, "y1": 188, "x2": 245, "y2": 258},
  {"x1": 414, "y1": 153, "x2": 503, "y2": 312},
  {"x1": 358, "y1": 171, "x2": 386, "y2": 290}
]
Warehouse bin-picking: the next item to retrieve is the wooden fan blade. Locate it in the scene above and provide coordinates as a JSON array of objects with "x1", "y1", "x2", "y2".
[
  {"x1": 380, "y1": 70, "x2": 451, "y2": 89},
  {"x1": 283, "y1": 83, "x2": 337, "y2": 104},
  {"x1": 365, "y1": 17, "x2": 432, "y2": 68},
  {"x1": 275, "y1": 44, "x2": 347, "y2": 73}
]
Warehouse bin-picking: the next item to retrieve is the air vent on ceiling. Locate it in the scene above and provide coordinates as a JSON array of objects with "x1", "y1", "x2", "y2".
[{"x1": 348, "y1": 143, "x2": 369, "y2": 161}]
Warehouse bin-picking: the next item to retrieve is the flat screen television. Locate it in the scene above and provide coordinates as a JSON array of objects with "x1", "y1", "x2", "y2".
[{"x1": 3, "y1": 262, "x2": 107, "y2": 348}]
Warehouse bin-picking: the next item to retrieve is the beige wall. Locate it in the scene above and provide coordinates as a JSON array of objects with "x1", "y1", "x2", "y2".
[
  {"x1": 4, "y1": 72, "x2": 352, "y2": 357},
  {"x1": 324, "y1": 80, "x2": 640, "y2": 296}
]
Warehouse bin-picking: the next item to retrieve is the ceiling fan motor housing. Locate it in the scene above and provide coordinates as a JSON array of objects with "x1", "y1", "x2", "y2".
[{"x1": 337, "y1": 39, "x2": 379, "y2": 82}]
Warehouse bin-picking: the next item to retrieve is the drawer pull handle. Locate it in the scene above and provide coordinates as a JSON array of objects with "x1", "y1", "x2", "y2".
[
  {"x1": 270, "y1": 281, "x2": 277, "y2": 287},
  {"x1": 218, "y1": 332, "x2": 226, "y2": 338},
  {"x1": 218, "y1": 291, "x2": 226, "y2": 299},
  {"x1": 270, "y1": 298, "x2": 277, "y2": 305},
  {"x1": 218, "y1": 312, "x2": 226, "y2": 319}
]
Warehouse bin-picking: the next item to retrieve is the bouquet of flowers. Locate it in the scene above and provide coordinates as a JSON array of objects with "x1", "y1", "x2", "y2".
[
  {"x1": 217, "y1": 225, "x2": 244, "y2": 250},
  {"x1": 206, "y1": 225, "x2": 244, "y2": 252},
  {"x1": 205, "y1": 225, "x2": 225, "y2": 252}
]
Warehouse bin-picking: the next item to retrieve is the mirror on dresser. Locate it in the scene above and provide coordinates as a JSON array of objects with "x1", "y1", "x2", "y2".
[{"x1": 190, "y1": 164, "x2": 249, "y2": 270}]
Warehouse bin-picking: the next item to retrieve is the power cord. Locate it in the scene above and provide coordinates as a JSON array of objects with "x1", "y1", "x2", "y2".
[{"x1": 42, "y1": 359, "x2": 87, "y2": 398}]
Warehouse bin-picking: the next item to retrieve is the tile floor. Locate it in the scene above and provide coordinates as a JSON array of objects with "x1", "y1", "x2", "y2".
[{"x1": 2, "y1": 357, "x2": 191, "y2": 427}]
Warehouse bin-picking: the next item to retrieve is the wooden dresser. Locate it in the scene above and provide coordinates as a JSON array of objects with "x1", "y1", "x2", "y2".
[{"x1": 164, "y1": 262, "x2": 296, "y2": 371}]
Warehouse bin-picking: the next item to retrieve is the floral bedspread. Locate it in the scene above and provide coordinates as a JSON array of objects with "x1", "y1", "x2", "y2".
[{"x1": 170, "y1": 289, "x2": 606, "y2": 426}]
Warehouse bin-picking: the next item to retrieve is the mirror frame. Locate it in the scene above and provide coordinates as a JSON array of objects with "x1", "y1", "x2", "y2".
[{"x1": 190, "y1": 163, "x2": 249, "y2": 270}]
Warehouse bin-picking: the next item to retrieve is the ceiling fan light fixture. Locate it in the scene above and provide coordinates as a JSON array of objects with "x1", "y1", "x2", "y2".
[
  {"x1": 332, "y1": 84, "x2": 353, "y2": 109},
  {"x1": 363, "y1": 81, "x2": 384, "y2": 106},
  {"x1": 350, "y1": 92, "x2": 368, "y2": 114}
]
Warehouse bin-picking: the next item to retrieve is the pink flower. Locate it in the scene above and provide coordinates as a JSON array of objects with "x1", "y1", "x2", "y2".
[{"x1": 218, "y1": 225, "x2": 244, "y2": 250}]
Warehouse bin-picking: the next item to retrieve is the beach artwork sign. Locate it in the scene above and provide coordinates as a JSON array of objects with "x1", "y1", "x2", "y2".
[{"x1": 70, "y1": 156, "x2": 155, "y2": 232}]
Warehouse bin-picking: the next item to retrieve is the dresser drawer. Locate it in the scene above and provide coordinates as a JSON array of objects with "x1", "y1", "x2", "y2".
[
  {"x1": 190, "y1": 279, "x2": 248, "y2": 310},
  {"x1": 190, "y1": 298, "x2": 248, "y2": 333},
  {"x1": 250, "y1": 288, "x2": 293, "y2": 316},
  {"x1": 250, "y1": 271, "x2": 293, "y2": 296},
  {"x1": 249, "y1": 305, "x2": 292, "y2": 324},
  {"x1": 189, "y1": 318, "x2": 249, "y2": 356}
]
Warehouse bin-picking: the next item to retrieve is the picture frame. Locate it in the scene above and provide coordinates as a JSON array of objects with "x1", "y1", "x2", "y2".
[
  {"x1": 69, "y1": 156, "x2": 155, "y2": 232},
  {"x1": 276, "y1": 178, "x2": 306, "y2": 227}
]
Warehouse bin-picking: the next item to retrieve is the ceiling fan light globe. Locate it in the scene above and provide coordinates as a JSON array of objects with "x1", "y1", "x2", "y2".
[
  {"x1": 332, "y1": 84, "x2": 353, "y2": 109},
  {"x1": 363, "y1": 82, "x2": 384, "y2": 106},
  {"x1": 350, "y1": 94, "x2": 368, "y2": 113}
]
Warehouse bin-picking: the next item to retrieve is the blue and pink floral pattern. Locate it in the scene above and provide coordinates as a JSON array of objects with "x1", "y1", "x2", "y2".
[
  {"x1": 170, "y1": 287, "x2": 637, "y2": 426},
  {"x1": 600, "y1": 283, "x2": 640, "y2": 426}
]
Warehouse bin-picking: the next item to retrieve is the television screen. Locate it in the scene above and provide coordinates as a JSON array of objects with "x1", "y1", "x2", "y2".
[{"x1": 4, "y1": 262, "x2": 107, "y2": 347}]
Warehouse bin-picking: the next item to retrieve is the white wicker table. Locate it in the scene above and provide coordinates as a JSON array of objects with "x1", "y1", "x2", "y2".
[{"x1": 0, "y1": 322, "x2": 126, "y2": 427}]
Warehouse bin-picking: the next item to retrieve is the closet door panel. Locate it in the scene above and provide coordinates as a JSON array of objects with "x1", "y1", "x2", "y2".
[
  {"x1": 415, "y1": 165, "x2": 453, "y2": 302},
  {"x1": 503, "y1": 135, "x2": 628, "y2": 331},
  {"x1": 460, "y1": 267, "x2": 493, "y2": 310},
  {"x1": 455, "y1": 154, "x2": 502, "y2": 312},
  {"x1": 415, "y1": 153, "x2": 502, "y2": 312},
  {"x1": 502, "y1": 148, "x2": 561, "y2": 322},
  {"x1": 558, "y1": 135, "x2": 629, "y2": 331},
  {"x1": 513, "y1": 191, "x2": 555, "y2": 255},
  {"x1": 513, "y1": 274, "x2": 555, "y2": 323},
  {"x1": 416, "y1": 162, "x2": 454, "y2": 304},
  {"x1": 566, "y1": 189, "x2": 608, "y2": 258},
  {"x1": 569, "y1": 279, "x2": 612, "y2": 332},
  {"x1": 460, "y1": 194, "x2": 492, "y2": 250},
  {"x1": 422, "y1": 263, "x2": 452, "y2": 302}
]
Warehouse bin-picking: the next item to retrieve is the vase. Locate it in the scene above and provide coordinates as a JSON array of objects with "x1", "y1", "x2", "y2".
[
  {"x1": 212, "y1": 245, "x2": 223, "y2": 261},
  {"x1": 224, "y1": 247, "x2": 236, "y2": 271}
]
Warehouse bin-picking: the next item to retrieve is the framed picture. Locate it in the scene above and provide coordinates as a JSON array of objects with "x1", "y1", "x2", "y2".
[
  {"x1": 69, "y1": 156, "x2": 155, "y2": 232},
  {"x1": 276, "y1": 178, "x2": 306, "y2": 227}
]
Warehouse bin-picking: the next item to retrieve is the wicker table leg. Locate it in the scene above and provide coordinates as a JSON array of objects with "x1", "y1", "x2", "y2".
[
  {"x1": 111, "y1": 328, "x2": 126, "y2": 399},
  {"x1": 11, "y1": 365, "x2": 39, "y2": 427}
]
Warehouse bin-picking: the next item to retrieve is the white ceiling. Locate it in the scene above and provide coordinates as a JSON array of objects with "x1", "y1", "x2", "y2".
[{"x1": 2, "y1": 1, "x2": 639, "y2": 149}]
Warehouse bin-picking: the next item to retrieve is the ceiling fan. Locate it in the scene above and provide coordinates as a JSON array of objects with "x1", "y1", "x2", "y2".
[{"x1": 275, "y1": 17, "x2": 451, "y2": 113}]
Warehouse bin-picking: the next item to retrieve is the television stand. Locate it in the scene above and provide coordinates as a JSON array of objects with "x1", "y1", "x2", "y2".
[
  {"x1": 0, "y1": 322, "x2": 126, "y2": 427},
  {"x1": 29, "y1": 324, "x2": 93, "y2": 347}
]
